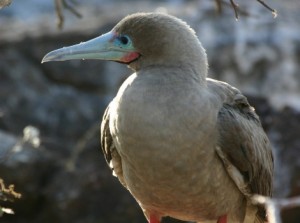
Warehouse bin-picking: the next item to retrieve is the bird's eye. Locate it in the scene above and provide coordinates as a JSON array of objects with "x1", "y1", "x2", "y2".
[{"x1": 119, "y1": 35, "x2": 130, "y2": 45}]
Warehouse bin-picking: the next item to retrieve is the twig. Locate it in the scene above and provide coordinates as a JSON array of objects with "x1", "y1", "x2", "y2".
[
  {"x1": 0, "y1": 179, "x2": 21, "y2": 217},
  {"x1": 229, "y1": 0, "x2": 239, "y2": 20},
  {"x1": 55, "y1": 0, "x2": 64, "y2": 29},
  {"x1": 62, "y1": 0, "x2": 82, "y2": 18},
  {"x1": 54, "y1": 0, "x2": 82, "y2": 29},
  {"x1": 65, "y1": 123, "x2": 99, "y2": 171},
  {"x1": 214, "y1": 0, "x2": 223, "y2": 14},
  {"x1": 252, "y1": 195, "x2": 300, "y2": 223},
  {"x1": 216, "y1": 1, "x2": 251, "y2": 18},
  {"x1": 0, "y1": 179, "x2": 21, "y2": 202},
  {"x1": 257, "y1": 0, "x2": 278, "y2": 18},
  {"x1": 213, "y1": 0, "x2": 277, "y2": 19}
]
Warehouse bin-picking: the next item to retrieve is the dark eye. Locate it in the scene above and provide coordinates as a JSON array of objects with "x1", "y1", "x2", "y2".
[{"x1": 120, "y1": 35, "x2": 129, "y2": 45}]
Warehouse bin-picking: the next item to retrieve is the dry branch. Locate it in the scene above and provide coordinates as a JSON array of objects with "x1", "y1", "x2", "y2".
[
  {"x1": 229, "y1": 0, "x2": 239, "y2": 20},
  {"x1": 214, "y1": 0, "x2": 277, "y2": 19},
  {"x1": 253, "y1": 195, "x2": 300, "y2": 223},
  {"x1": 257, "y1": 0, "x2": 278, "y2": 17},
  {"x1": 54, "y1": 0, "x2": 82, "y2": 29},
  {"x1": 0, "y1": 178, "x2": 21, "y2": 217},
  {"x1": 0, "y1": 179, "x2": 21, "y2": 202}
]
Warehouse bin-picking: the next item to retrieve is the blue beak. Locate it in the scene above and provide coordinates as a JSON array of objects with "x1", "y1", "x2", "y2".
[{"x1": 42, "y1": 31, "x2": 138, "y2": 63}]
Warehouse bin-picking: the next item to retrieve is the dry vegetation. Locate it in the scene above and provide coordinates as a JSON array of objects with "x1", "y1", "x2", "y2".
[{"x1": 0, "y1": 179, "x2": 21, "y2": 217}]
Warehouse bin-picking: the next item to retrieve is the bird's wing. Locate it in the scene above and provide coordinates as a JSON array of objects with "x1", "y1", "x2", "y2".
[
  {"x1": 217, "y1": 96, "x2": 273, "y2": 197},
  {"x1": 101, "y1": 103, "x2": 113, "y2": 165},
  {"x1": 100, "y1": 102, "x2": 127, "y2": 187},
  {"x1": 209, "y1": 79, "x2": 274, "y2": 221}
]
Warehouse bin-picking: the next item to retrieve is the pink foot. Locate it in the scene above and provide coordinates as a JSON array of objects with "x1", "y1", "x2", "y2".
[
  {"x1": 149, "y1": 214, "x2": 160, "y2": 223},
  {"x1": 217, "y1": 215, "x2": 227, "y2": 223}
]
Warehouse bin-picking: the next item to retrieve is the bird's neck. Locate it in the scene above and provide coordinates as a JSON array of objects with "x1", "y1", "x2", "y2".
[
  {"x1": 129, "y1": 44, "x2": 208, "y2": 84},
  {"x1": 133, "y1": 62, "x2": 207, "y2": 86}
]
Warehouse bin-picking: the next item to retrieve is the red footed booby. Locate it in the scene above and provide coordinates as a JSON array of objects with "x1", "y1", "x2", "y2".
[{"x1": 42, "y1": 12, "x2": 274, "y2": 223}]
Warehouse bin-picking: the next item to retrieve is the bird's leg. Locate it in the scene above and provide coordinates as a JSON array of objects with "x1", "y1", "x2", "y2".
[
  {"x1": 149, "y1": 213, "x2": 160, "y2": 223},
  {"x1": 217, "y1": 215, "x2": 227, "y2": 223}
]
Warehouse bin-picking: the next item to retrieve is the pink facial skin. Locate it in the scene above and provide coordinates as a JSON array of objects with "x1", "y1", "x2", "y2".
[{"x1": 121, "y1": 51, "x2": 140, "y2": 63}]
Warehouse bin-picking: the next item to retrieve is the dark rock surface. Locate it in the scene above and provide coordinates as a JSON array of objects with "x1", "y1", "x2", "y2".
[{"x1": 0, "y1": 1, "x2": 299, "y2": 223}]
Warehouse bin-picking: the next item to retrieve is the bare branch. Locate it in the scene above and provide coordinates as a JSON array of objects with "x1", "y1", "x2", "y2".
[
  {"x1": 214, "y1": 0, "x2": 277, "y2": 19},
  {"x1": 55, "y1": 0, "x2": 64, "y2": 29},
  {"x1": 214, "y1": 0, "x2": 223, "y2": 14},
  {"x1": 229, "y1": 0, "x2": 239, "y2": 20},
  {"x1": 62, "y1": 0, "x2": 82, "y2": 18},
  {"x1": 54, "y1": 0, "x2": 82, "y2": 29},
  {"x1": 0, "y1": 178, "x2": 21, "y2": 202},
  {"x1": 65, "y1": 123, "x2": 99, "y2": 171},
  {"x1": 254, "y1": 195, "x2": 300, "y2": 210},
  {"x1": 257, "y1": 0, "x2": 278, "y2": 18},
  {"x1": 253, "y1": 195, "x2": 300, "y2": 223},
  {"x1": 217, "y1": 1, "x2": 251, "y2": 18},
  {"x1": 0, "y1": 179, "x2": 21, "y2": 217}
]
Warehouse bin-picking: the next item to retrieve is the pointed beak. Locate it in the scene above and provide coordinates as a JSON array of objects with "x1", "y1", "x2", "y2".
[{"x1": 42, "y1": 31, "x2": 139, "y2": 63}]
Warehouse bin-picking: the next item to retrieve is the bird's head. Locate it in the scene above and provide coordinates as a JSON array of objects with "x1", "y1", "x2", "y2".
[{"x1": 42, "y1": 12, "x2": 207, "y2": 76}]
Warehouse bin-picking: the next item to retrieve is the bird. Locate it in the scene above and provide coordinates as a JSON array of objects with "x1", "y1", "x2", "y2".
[{"x1": 42, "y1": 12, "x2": 274, "y2": 223}]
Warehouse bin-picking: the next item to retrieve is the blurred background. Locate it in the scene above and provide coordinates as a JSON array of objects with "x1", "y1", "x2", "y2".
[{"x1": 0, "y1": 0, "x2": 299, "y2": 222}]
